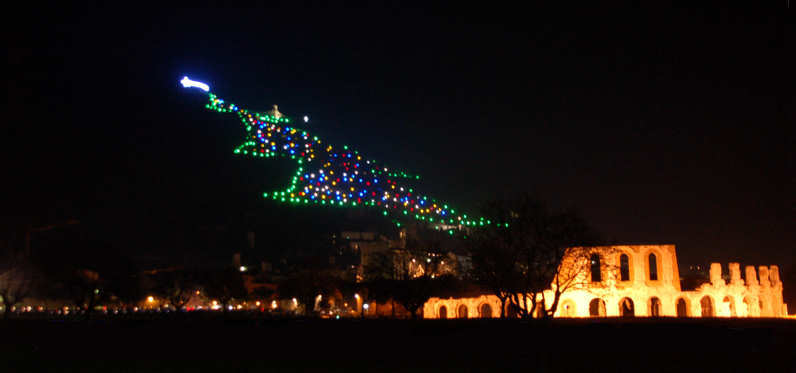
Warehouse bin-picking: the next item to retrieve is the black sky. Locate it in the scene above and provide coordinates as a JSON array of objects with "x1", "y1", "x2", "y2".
[{"x1": 5, "y1": 5, "x2": 794, "y2": 268}]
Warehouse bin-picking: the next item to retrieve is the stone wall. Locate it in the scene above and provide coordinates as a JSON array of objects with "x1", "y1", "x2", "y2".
[{"x1": 423, "y1": 244, "x2": 788, "y2": 319}]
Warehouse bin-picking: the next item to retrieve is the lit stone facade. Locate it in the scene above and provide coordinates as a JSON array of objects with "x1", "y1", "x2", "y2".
[{"x1": 423, "y1": 245, "x2": 788, "y2": 319}]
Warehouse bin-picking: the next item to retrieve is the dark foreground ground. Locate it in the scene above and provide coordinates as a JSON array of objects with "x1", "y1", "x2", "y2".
[{"x1": 2, "y1": 316, "x2": 795, "y2": 372}]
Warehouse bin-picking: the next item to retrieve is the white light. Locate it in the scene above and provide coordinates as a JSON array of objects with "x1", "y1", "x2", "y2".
[
  {"x1": 180, "y1": 76, "x2": 210, "y2": 92},
  {"x1": 239, "y1": 266, "x2": 247, "y2": 272},
  {"x1": 363, "y1": 303, "x2": 369, "y2": 310},
  {"x1": 303, "y1": 115, "x2": 309, "y2": 123}
]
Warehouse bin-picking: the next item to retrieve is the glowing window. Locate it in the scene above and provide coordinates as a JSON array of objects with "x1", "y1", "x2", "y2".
[
  {"x1": 648, "y1": 254, "x2": 658, "y2": 281},
  {"x1": 590, "y1": 254, "x2": 601, "y2": 282},
  {"x1": 620, "y1": 254, "x2": 630, "y2": 281}
]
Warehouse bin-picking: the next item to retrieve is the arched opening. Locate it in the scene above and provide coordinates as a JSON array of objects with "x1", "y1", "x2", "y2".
[
  {"x1": 457, "y1": 304, "x2": 468, "y2": 319},
  {"x1": 438, "y1": 305, "x2": 447, "y2": 319},
  {"x1": 619, "y1": 254, "x2": 630, "y2": 281},
  {"x1": 700, "y1": 296, "x2": 714, "y2": 317},
  {"x1": 560, "y1": 300, "x2": 576, "y2": 317},
  {"x1": 723, "y1": 296, "x2": 736, "y2": 317},
  {"x1": 648, "y1": 254, "x2": 658, "y2": 281},
  {"x1": 590, "y1": 254, "x2": 602, "y2": 282},
  {"x1": 479, "y1": 303, "x2": 493, "y2": 318},
  {"x1": 676, "y1": 298, "x2": 689, "y2": 317},
  {"x1": 743, "y1": 297, "x2": 755, "y2": 317},
  {"x1": 534, "y1": 305, "x2": 544, "y2": 319},
  {"x1": 649, "y1": 297, "x2": 662, "y2": 317},
  {"x1": 619, "y1": 297, "x2": 635, "y2": 317},
  {"x1": 589, "y1": 298, "x2": 606, "y2": 317}
]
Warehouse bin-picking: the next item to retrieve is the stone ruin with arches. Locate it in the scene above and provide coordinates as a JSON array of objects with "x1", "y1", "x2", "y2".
[{"x1": 423, "y1": 245, "x2": 787, "y2": 319}]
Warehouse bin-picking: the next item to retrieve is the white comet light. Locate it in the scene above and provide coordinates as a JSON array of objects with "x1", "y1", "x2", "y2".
[{"x1": 180, "y1": 76, "x2": 210, "y2": 92}]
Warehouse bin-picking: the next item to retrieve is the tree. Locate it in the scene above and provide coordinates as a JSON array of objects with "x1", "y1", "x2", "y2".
[
  {"x1": 390, "y1": 276, "x2": 432, "y2": 319},
  {"x1": 360, "y1": 251, "x2": 396, "y2": 317},
  {"x1": 66, "y1": 268, "x2": 107, "y2": 318},
  {"x1": 200, "y1": 268, "x2": 248, "y2": 313},
  {"x1": 0, "y1": 250, "x2": 35, "y2": 319},
  {"x1": 153, "y1": 269, "x2": 196, "y2": 311},
  {"x1": 469, "y1": 194, "x2": 603, "y2": 319},
  {"x1": 389, "y1": 247, "x2": 438, "y2": 319},
  {"x1": 278, "y1": 269, "x2": 338, "y2": 317},
  {"x1": 469, "y1": 236, "x2": 522, "y2": 318}
]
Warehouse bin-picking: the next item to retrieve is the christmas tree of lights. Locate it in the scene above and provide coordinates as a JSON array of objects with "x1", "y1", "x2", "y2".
[{"x1": 181, "y1": 77, "x2": 502, "y2": 232}]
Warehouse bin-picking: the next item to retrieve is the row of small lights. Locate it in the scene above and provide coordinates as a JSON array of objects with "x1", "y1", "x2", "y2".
[{"x1": 202, "y1": 90, "x2": 511, "y2": 231}]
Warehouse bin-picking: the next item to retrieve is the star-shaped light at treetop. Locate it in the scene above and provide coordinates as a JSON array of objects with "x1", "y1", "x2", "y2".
[{"x1": 182, "y1": 77, "x2": 504, "y2": 232}]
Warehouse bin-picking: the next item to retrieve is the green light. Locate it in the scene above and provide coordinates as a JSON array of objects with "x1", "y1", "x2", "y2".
[{"x1": 196, "y1": 86, "x2": 492, "y2": 229}]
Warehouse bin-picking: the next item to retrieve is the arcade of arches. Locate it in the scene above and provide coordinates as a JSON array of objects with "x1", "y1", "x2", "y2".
[{"x1": 424, "y1": 245, "x2": 788, "y2": 319}]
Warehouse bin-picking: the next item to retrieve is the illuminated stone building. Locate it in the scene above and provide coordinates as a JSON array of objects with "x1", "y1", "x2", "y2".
[{"x1": 423, "y1": 245, "x2": 788, "y2": 319}]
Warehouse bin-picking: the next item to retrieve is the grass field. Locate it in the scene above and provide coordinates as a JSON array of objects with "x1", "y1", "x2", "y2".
[{"x1": 2, "y1": 316, "x2": 795, "y2": 372}]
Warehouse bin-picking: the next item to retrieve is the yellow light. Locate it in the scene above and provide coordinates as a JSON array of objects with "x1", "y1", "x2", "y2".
[
  {"x1": 147, "y1": 296, "x2": 154, "y2": 303},
  {"x1": 256, "y1": 301, "x2": 261, "y2": 307}
]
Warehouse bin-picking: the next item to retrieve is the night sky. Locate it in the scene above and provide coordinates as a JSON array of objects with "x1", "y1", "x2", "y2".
[{"x1": 5, "y1": 6, "x2": 794, "y2": 271}]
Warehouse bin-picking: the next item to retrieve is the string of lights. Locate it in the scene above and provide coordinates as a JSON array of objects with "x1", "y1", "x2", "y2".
[{"x1": 183, "y1": 77, "x2": 505, "y2": 232}]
